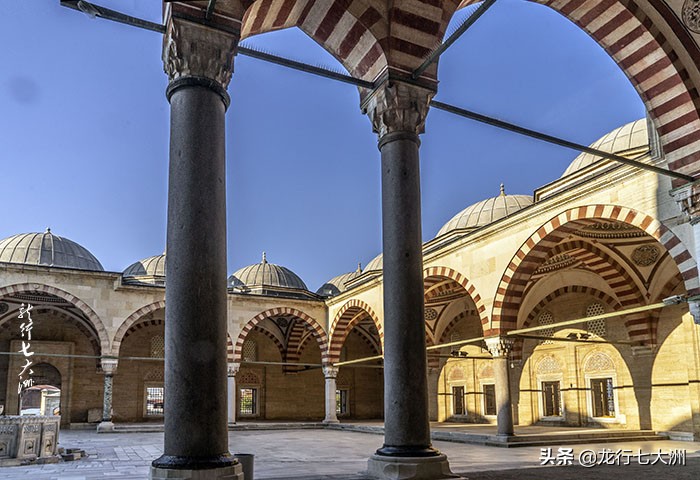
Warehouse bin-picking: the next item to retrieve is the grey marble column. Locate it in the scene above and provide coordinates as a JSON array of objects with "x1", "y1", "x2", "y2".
[
  {"x1": 486, "y1": 337, "x2": 514, "y2": 437},
  {"x1": 151, "y1": 13, "x2": 242, "y2": 480},
  {"x1": 364, "y1": 81, "x2": 454, "y2": 479},
  {"x1": 96, "y1": 358, "x2": 118, "y2": 433},
  {"x1": 323, "y1": 366, "x2": 340, "y2": 424}
]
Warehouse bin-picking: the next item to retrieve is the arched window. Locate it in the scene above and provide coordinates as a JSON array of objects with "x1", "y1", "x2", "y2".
[
  {"x1": 585, "y1": 303, "x2": 606, "y2": 338},
  {"x1": 537, "y1": 311, "x2": 554, "y2": 344}
]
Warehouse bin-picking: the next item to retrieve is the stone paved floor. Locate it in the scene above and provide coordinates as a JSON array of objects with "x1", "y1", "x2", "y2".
[{"x1": 0, "y1": 429, "x2": 698, "y2": 479}]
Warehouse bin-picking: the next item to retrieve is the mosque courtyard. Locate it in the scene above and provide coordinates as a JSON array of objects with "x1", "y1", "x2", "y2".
[{"x1": 0, "y1": 425, "x2": 698, "y2": 479}]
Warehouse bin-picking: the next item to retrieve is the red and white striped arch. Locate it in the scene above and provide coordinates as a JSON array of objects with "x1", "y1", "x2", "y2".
[
  {"x1": 424, "y1": 266, "x2": 489, "y2": 328},
  {"x1": 328, "y1": 299, "x2": 382, "y2": 363},
  {"x1": 457, "y1": 0, "x2": 700, "y2": 181},
  {"x1": 112, "y1": 300, "x2": 166, "y2": 357},
  {"x1": 0, "y1": 283, "x2": 111, "y2": 355},
  {"x1": 234, "y1": 307, "x2": 329, "y2": 364},
  {"x1": 491, "y1": 205, "x2": 699, "y2": 334},
  {"x1": 241, "y1": 0, "x2": 389, "y2": 80},
  {"x1": 512, "y1": 285, "x2": 621, "y2": 360}
]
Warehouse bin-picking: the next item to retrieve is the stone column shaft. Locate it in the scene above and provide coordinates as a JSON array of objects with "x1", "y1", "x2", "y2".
[
  {"x1": 97, "y1": 358, "x2": 118, "y2": 433},
  {"x1": 323, "y1": 366, "x2": 340, "y2": 424},
  {"x1": 228, "y1": 363, "x2": 240, "y2": 424},
  {"x1": 363, "y1": 81, "x2": 440, "y2": 460},
  {"x1": 152, "y1": 14, "x2": 242, "y2": 478},
  {"x1": 486, "y1": 337, "x2": 514, "y2": 437}
]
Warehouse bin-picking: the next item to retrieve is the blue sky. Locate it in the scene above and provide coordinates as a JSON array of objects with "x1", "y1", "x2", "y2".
[{"x1": 0, "y1": 0, "x2": 645, "y2": 291}]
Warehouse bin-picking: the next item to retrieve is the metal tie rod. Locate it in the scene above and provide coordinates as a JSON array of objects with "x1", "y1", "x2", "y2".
[
  {"x1": 60, "y1": 0, "x2": 695, "y2": 183},
  {"x1": 412, "y1": 0, "x2": 498, "y2": 80}
]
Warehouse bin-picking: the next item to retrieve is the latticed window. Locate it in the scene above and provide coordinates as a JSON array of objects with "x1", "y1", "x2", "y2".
[
  {"x1": 242, "y1": 340, "x2": 257, "y2": 362},
  {"x1": 585, "y1": 303, "x2": 606, "y2": 337},
  {"x1": 538, "y1": 311, "x2": 554, "y2": 344},
  {"x1": 150, "y1": 336, "x2": 164, "y2": 358},
  {"x1": 145, "y1": 386, "x2": 164, "y2": 416}
]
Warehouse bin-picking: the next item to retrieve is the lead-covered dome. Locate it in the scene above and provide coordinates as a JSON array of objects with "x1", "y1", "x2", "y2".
[
  {"x1": 562, "y1": 118, "x2": 649, "y2": 177},
  {"x1": 317, "y1": 264, "x2": 362, "y2": 297},
  {"x1": 0, "y1": 228, "x2": 103, "y2": 271},
  {"x1": 229, "y1": 253, "x2": 307, "y2": 290},
  {"x1": 436, "y1": 185, "x2": 533, "y2": 237},
  {"x1": 123, "y1": 253, "x2": 166, "y2": 285}
]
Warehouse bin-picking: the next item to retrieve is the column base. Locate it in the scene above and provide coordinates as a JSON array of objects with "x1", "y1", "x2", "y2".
[
  {"x1": 150, "y1": 464, "x2": 243, "y2": 480},
  {"x1": 96, "y1": 421, "x2": 115, "y2": 433},
  {"x1": 322, "y1": 419, "x2": 340, "y2": 424},
  {"x1": 367, "y1": 454, "x2": 459, "y2": 480}
]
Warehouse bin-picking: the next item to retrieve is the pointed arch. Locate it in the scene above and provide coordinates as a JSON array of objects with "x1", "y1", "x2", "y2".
[
  {"x1": 113, "y1": 300, "x2": 166, "y2": 356},
  {"x1": 234, "y1": 307, "x2": 329, "y2": 364},
  {"x1": 329, "y1": 299, "x2": 382, "y2": 363},
  {"x1": 0, "y1": 283, "x2": 110, "y2": 354},
  {"x1": 491, "y1": 205, "x2": 698, "y2": 334}
]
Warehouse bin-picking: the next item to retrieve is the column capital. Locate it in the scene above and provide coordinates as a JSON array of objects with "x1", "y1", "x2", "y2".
[
  {"x1": 100, "y1": 357, "x2": 118, "y2": 375},
  {"x1": 162, "y1": 15, "x2": 239, "y2": 90},
  {"x1": 361, "y1": 80, "x2": 435, "y2": 139},
  {"x1": 227, "y1": 362, "x2": 241, "y2": 377},
  {"x1": 322, "y1": 365, "x2": 339, "y2": 379},
  {"x1": 485, "y1": 336, "x2": 514, "y2": 358},
  {"x1": 670, "y1": 180, "x2": 700, "y2": 224}
]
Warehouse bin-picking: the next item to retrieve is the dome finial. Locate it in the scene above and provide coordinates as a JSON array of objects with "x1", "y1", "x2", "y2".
[
  {"x1": 45, "y1": 227, "x2": 51, "y2": 234},
  {"x1": 499, "y1": 183, "x2": 505, "y2": 196},
  {"x1": 262, "y1": 251, "x2": 267, "y2": 264},
  {"x1": 357, "y1": 262, "x2": 362, "y2": 273}
]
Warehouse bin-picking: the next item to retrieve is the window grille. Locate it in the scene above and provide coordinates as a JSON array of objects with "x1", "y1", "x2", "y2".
[
  {"x1": 150, "y1": 336, "x2": 164, "y2": 358},
  {"x1": 239, "y1": 387, "x2": 257, "y2": 415},
  {"x1": 145, "y1": 387, "x2": 164, "y2": 416},
  {"x1": 538, "y1": 311, "x2": 554, "y2": 344},
  {"x1": 585, "y1": 303, "x2": 606, "y2": 337},
  {"x1": 242, "y1": 340, "x2": 257, "y2": 362}
]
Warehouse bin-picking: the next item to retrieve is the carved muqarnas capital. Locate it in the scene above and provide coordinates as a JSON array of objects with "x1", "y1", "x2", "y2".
[
  {"x1": 101, "y1": 357, "x2": 118, "y2": 375},
  {"x1": 485, "y1": 337, "x2": 514, "y2": 358},
  {"x1": 163, "y1": 17, "x2": 239, "y2": 88},
  {"x1": 670, "y1": 180, "x2": 700, "y2": 224},
  {"x1": 322, "y1": 365, "x2": 339, "y2": 379},
  {"x1": 363, "y1": 81, "x2": 434, "y2": 138}
]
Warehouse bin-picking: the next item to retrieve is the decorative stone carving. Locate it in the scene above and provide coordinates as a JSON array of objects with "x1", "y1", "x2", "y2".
[
  {"x1": 322, "y1": 365, "x2": 339, "y2": 379},
  {"x1": 227, "y1": 362, "x2": 240, "y2": 377},
  {"x1": 584, "y1": 351, "x2": 615, "y2": 373},
  {"x1": 0, "y1": 302, "x2": 8, "y2": 314},
  {"x1": 670, "y1": 179, "x2": 700, "y2": 224},
  {"x1": 485, "y1": 336, "x2": 514, "y2": 358},
  {"x1": 683, "y1": 1, "x2": 700, "y2": 34},
  {"x1": 0, "y1": 416, "x2": 60, "y2": 463},
  {"x1": 362, "y1": 81, "x2": 435, "y2": 138},
  {"x1": 536, "y1": 355, "x2": 561, "y2": 375},
  {"x1": 631, "y1": 244, "x2": 659, "y2": 266},
  {"x1": 424, "y1": 308, "x2": 438, "y2": 321},
  {"x1": 163, "y1": 17, "x2": 239, "y2": 88},
  {"x1": 100, "y1": 357, "x2": 118, "y2": 375},
  {"x1": 447, "y1": 366, "x2": 465, "y2": 382}
]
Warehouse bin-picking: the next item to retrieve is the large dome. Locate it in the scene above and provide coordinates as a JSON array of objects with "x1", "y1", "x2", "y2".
[
  {"x1": 436, "y1": 185, "x2": 533, "y2": 237},
  {"x1": 562, "y1": 118, "x2": 649, "y2": 177},
  {"x1": 0, "y1": 229, "x2": 103, "y2": 271},
  {"x1": 229, "y1": 253, "x2": 307, "y2": 290},
  {"x1": 317, "y1": 265, "x2": 362, "y2": 297},
  {"x1": 365, "y1": 253, "x2": 383, "y2": 272},
  {"x1": 123, "y1": 253, "x2": 166, "y2": 284}
]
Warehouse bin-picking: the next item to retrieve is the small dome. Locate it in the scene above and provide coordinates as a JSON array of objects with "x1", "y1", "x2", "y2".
[
  {"x1": 317, "y1": 264, "x2": 362, "y2": 297},
  {"x1": 365, "y1": 253, "x2": 383, "y2": 272},
  {"x1": 0, "y1": 229, "x2": 103, "y2": 271},
  {"x1": 229, "y1": 252, "x2": 307, "y2": 290},
  {"x1": 124, "y1": 253, "x2": 166, "y2": 280},
  {"x1": 562, "y1": 118, "x2": 649, "y2": 177},
  {"x1": 437, "y1": 185, "x2": 533, "y2": 237}
]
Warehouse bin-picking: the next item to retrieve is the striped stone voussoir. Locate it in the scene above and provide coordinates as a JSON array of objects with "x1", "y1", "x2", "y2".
[
  {"x1": 328, "y1": 299, "x2": 382, "y2": 364},
  {"x1": 491, "y1": 205, "x2": 698, "y2": 334},
  {"x1": 112, "y1": 300, "x2": 166, "y2": 357}
]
